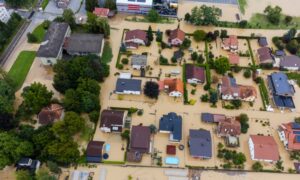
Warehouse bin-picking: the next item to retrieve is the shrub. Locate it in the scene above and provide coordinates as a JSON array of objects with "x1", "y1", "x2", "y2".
[
  {"x1": 243, "y1": 69, "x2": 251, "y2": 78},
  {"x1": 27, "y1": 33, "x2": 38, "y2": 43},
  {"x1": 121, "y1": 58, "x2": 129, "y2": 64},
  {"x1": 193, "y1": 30, "x2": 206, "y2": 42},
  {"x1": 117, "y1": 64, "x2": 124, "y2": 69},
  {"x1": 252, "y1": 162, "x2": 263, "y2": 171},
  {"x1": 159, "y1": 55, "x2": 169, "y2": 65},
  {"x1": 240, "y1": 113, "x2": 249, "y2": 133},
  {"x1": 201, "y1": 94, "x2": 209, "y2": 102},
  {"x1": 88, "y1": 111, "x2": 100, "y2": 123},
  {"x1": 171, "y1": 56, "x2": 177, "y2": 63},
  {"x1": 191, "y1": 89, "x2": 196, "y2": 95}
]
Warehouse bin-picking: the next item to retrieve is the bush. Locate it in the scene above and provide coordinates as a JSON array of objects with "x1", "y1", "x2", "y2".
[
  {"x1": 137, "y1": 109, "x2": 143, "y2": 116},
  {"x1": 231, "y1": 100, "x2": 242, "y2": 109},
  {"x1": 243, "y1": 69, "x2": 251, "y2": 78},
  {"x1": 239, "y1": 113, "x2": 249, "y2": 133},
  {"x1": 171, "y1": 56, "x2": 177, "y2": 63},
  {"x1": 117, "y1": 64, "x2": 124, "y2": 69},
  {"x1": 203, "y1": 83, "x2": 211, "y2": 91},
  {"x1": 121, "y1": 58, "x2": 129, "y2": 65},
  {"x1": 27, "y1": 33, "x2": 38, "y2": 43},
  {"x1": 88, "y1": 111, "x2": 100, "y2": 123},
  {"x1": 201, "y1": 94, "x2": 209, "y2": 102},
  {"x1": 252, "y1": 162, "x2": 263, "y2": 171},
  {"x1": 193, "y1": 30, "x2": 206, "y2": 42},
  {"x1": 159, "y1": 55, "x2": 169, "y2": 65},
  {"x1": 47, "y1": 161, "x2": 62, "y2": 174},
  {"x1": 191, "y1": 89, "x2": 196, "y2": 95}
]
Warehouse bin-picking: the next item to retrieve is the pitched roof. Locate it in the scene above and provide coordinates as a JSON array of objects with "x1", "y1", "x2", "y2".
[
  {"x1": 64, "y1": 33, "x2": 104, "y2": 54},
  {"x1": 131, "y1": 54, "x2": 147, "y2": 66},
  {"x1": 201, "y1": 113, "x2": 226, "y2": 123},
  {"x1": 250, "y1": 135, "x2": 279, "y2": 161},
  {"x1": 267, "y1": 72, "x2": 295, "y2": 96},
  {"x1": 169, "y1": 28, "x2": 185, "y2": 42},
  {"x1": 173, "y1": 50, "x2": 184, "y2": 59},
  {"x1": 258, "y1": 37, "x2": 268, "y2": 47},
  {"x1": 280, "y1": 55, "x2": 300, "y2": 68},
  {"x1": 86, "y1": 141, "x2": 105, "y2": 157},
  {"x1": 279, "y1": 122, "x2": 300, "y2": 150},
  {"x1": 185, "y1": 64, "x2": 205, "y2": 82},
  {"x1": 100, "y1": 110, "x2": 125, "y2": 132},
  {"x1": 221, "y1": 76, "x2": 257, "y2": 99},
  {"x1": 159, "y1": 78, "x2": 184, "y2": 94},
  {"x1": 257, "y1": 47, "x2": 273, "y2": 63},
  {"x1": 37, "y1": 22, "x2": 69, "y2": 58},
  {"x1": 189, "y1": 129, "x2": 212, "y2": 158},
  {"x1": 130, "y1": 125, "x2": 151, "y2": 153},
  {"x1": 217, "y1": 117, "x2": 241, "y2": 136},
  {"x1": 159, "y1": 112, "x2": 182, "y2": 141},
  {"x1": 93, "y1": 7, "x2": 110, "y2": 17},
  {"x1": 125, "y1": 29, "x2": 147, "y2": 42},
  {"x1": 38, "y1": 104, "x2": 63, "y2": 125},
  {"x1": 223, "y1": 35, "x2": 238, "y2": 47},
  {"x1": 228, "y1": 53, "x2": 239, "y2": 64},
  {"x1": 115, "y1": 78, "x2": 142, "y2": 92}
]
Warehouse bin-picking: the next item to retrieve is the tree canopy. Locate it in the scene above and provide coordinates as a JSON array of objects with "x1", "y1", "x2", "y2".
[
  {"x1": 104, "y1": 0, "x2": 116, "y2": 10},
  {"x1": 188, "y1": 5, "x2": 222, "y2": 25},
  {"x1": 144, "y1": 81, "x2": 159, "y2": 99},
  {"x1": 147, "y1": 9, "x2": 160, "y2": 22},
  {"x1": 193, "y1": 30, "x2": 206, "y2": 42},
  {"x1": 62, "y1": 9, "x2": 76, "y2": 28},
  {"x1": 85, "y1": 0, "x2": 98, "y2": 12},
  {"x1": 86, "y1": 13, "x2": 110, "y2": 37},
  {"x1": 214, "y1": 57, "x2": 230, "y2": 74},
  {"x1": 264, "y1": 5, "x2": 282, "y2": 25}
]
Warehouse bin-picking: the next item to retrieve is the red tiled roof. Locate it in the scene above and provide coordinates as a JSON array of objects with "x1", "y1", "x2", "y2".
[
  {"x1": 166, "y1": 145, "x2": 176, "y2": 155},
  {"x1": 279, "y1": 123, "x2": 300, "y2": 150},
  {"x1": 223, "y1": 35, "x2": 238, "y2": 47},
  {"x1": 228, "y1": 53, "x2": 239, "y2": 64},
  {"x1": 93, "y1": 8, "x2": 109, "y2": 17},
  {"x1": 250, "y1": 135, "x2": 279, "y2": 161},
  {"x1": 221, "y1": 76, "x2": 257, "y2": 99},
  {"x1": 185, "y1": 64, "x2": 205, "y2": 82},
  {"x1": 159, "y1": 78, "x2": 184, "y2": 94},
  {"x1": 125, "y1": 29, "x2": 147, "y2": 42},
  {"x1": 217, "y1": 117, "x2": 241, "y2": 136},
  {"x1": 169, "y1": 28, "x2": 185, "y2": 42}
]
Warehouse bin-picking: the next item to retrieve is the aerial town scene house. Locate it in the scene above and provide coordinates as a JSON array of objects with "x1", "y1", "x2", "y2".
[{"x1": 2, "y1": 0, "x2": 300, "y2": 179}]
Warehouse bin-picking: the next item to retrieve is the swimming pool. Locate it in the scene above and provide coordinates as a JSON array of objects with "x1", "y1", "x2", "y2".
[{"x1": 165, "y1": 156, "x2": 179, "y2": 165}]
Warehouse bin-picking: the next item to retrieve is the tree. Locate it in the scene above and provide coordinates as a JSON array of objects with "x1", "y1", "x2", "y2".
[
  {"x1": 27, "y1": 33, "x2": 38, "y2": 43},
  {"x1": 197, "y1": 54, "x2": 205, "y2": 64},
  {"x1": 209, "y1": 90, "x2": 218, "y2": 106},
  {"x1": 4, "y1": 0, "x2": 32, "y2": 8},
  {"x1": 191, "y1": 52, "x2": 198, "y2": 61},
  {"x1": 283, "y1": 28, "x2": 297, "y2": 43},
  {"x1": 181, "y1": 38, "x2": 191, "y2": 49},
  {"x1": 217, "y1": 142, "x2": 224, "y2": 149},
  {"x1": 144, "y1": 81, "x2": 159, "y2": 99},
  {"x1": 86, "y1": 13, "x2": 110, "y2": 37},
  {"x1": 193, "y1": 30, "x2": 206, "y2": 42},
  {"x1": 16, "y1": 170, "x2": 32, "y2": 180},
  {"x1": 62, "y1": 9, "x2": 76, "y2": 28},
  {"x1": 0, "y1": 132, "x2": 33, "y2": 169},
  {"x1": 156, "y1": 30, "x2": 162, "y2": 42},
  {"x1": 20, "y1": 82, "x2": 53, "y2": 115},
  {"x1": 239, "y1": 114, "x2": 249, "y2": 133},
  {"x1": 147, "y1": 9, "x2": 160, "y2": 22},
  {"x1": 264, "y1": 5, "x2": 282, "y2": 24},
  {"x1": 104, "y1": 0, "x2": 116, "y2": 10},
  {"x1": 36, "y1": 168, "x2": 57, "y2": 180},
  {"x1": 147, "y1": 26, "x2": 153, "y2": 42},
  {"x1": 220, "y1": 29, "x2": 228, "y2": 38},
  {"x1": 121, "y1": 130, "x2": 130, "y2": 140},
  {"x1": 214, "y1": 57, "x2": 230, "y2": 74},
  {"x1": 285, "y1": 15, "x2": 293, "y2": 25},
  {"x1": 231, "y1": 100, "x2": 242, "y2": 109},
  {"x1": 85, "y1": 0, "x2": 98, "y2": 12},
  {"x1": 184, "y1": 13, "x2": 191, "y2": 22},
  {"x1": 232, "y1": 152, "x2": 246, "y2": 165},
  {"x1": 275, "y1": 159, "x2": 284, "y2": 171},
  {"x1": 239, "y1": 20, "x2": 248, "y2": 28},
  {"x1": 243, "y1": 69, "x2": 252, "y2": 78},
  {"x1": 189, "y1": 5, "x2": 222, "y2": 25},
  {"x1": 149, "y1": 124, "x2": 157, "y2": 134},
  {"x1": 47, "y1": 161, "x2": 62, "y2": 174},
  {"x1": 252, "y1": 162, "x2": 263, "y2": 171},
  {"x1": 286, "y1": 39, "x2": 299, "y2": 54}
]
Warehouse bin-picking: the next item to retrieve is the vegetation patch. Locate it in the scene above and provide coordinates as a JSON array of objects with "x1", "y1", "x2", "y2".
[
  {"x1": 41, "y1": 0, "x2": 49, "y2": 10},
  {"x1": 238, "y1": 0, "x2": 247, "y2": 14},
  {"x1": 8, "y1": 51, "x2": 36, "y2": 90},
  {"x1": 31, "y1": 23, "x2": 47, "y2": 43},
  {"x1": 101, "y1": 41, "x2": 113, "y2": 63},
  {"x1": 286, "y1": 72, "x2": 300, "y2": 87}
]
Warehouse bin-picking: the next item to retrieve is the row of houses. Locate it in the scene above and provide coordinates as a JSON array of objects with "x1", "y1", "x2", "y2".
[{"x1": 36, "y1": 22, "x2": 105, "y2": 66}]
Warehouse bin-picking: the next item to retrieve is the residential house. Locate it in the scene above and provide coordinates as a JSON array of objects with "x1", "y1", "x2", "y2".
[
  {"x1": 127, "y1": 125, "x2": 151, "y2": 162},
  {"x1": 100, "y1": 110, "x2": 126, "y2": 133},
  {"x1": 117, "y1": 0, "x2": 153, "y2": 14},
  {"x1": 37, "y1": 22, "x2": 71, "y2": 65},
  {"x1": 257, "y1": 47, "x2": 274, "y2": 64},
  {"x1": 172, "y1": 50, "x2": 184, "y2": 62},
  {"x1": 216, "y1": 117, "x2": 241, "y2": 137},
  {"x1": 0, "y1": 2, "x2": 10, "y2": 23},
  {"x1": 280, "y1": 55, "x2": 300, "y2": 71},
  {"x1": 38, "y1": 104, "x2": 64, "y2": 125},
  {"x1": 168, "y1": 28, "x2": 185, "y2": 46},
  {"x1": 267, "y1": 72, "x2": 295, "y2": 110},
  {"x1": 159, "y1": 78, "x2": 184, "y2": 97},
  {"x1": 228, "y1": 53, "x2": 239, "y2": 65},
  {"x1": 248, "y1": 135, "x2": 280, "y2": 163},
  {"x1": 159, "y1": 112, "x2": 182, "y2": 142},
  {"x1": 93, "y1": 7, "x2": 110, "y2": 18},
  {"x1": 185, "y1": 64, "x2": 205, "y2": 84},
  {"x1": 56, "y1": 0, "x2": 70, "y2": 8},
  {"x1": 124, "y1": 29, "x2": 148, "y2": 49},
  {"x1": 258, "y1": 37, "x2": 268, "y2": 47},
  {"x1": 278, "y1": 122, "x2": 300, "y2": 151},
  {"x1": 115, "y1": 78, "x2": 142, "y2": 95},
  {"x1": 221, "y1": 35, "x2": 238, "y2": 52},
  {"x1": 219, "y1": 76, "x2": 257, "y2": 102},
  {"x1": 16, "y1": 158, "x2": 40, "y2": 174},
  {"x1": 64, "y1": 33, "x2": 104, "y2": 57},
  {"x1": 86, "y1": 141, "x2": 105, "y2": 163},
  {"x1": 131, "y1": 54, "x2": 147, "y2": 70},
  {"x1": 201, "y1": 113, "x2": 226, "y2": 123},
  {"x1": 188, "y1": 129, "x2": 212, "y2": 159}
]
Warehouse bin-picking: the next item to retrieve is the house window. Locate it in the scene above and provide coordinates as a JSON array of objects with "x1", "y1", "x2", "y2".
[{"x1": 112, "y1": 127, "x2": 119, "y2": 131}]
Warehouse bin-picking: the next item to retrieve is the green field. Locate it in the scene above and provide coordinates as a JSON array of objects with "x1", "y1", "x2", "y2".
[
  {"x1": 31, "y1": 23, "x2": 46, "y2": 43},
  {"x1": 249, "y1": 13, "x2": 300, "y2": 29},
  {"x1": 8, "y1": 51, "x2": 36, "y2": 90},
  {"x1": 41, "y1": 0, "x2": 49, "y2": 10},
  {"x1": 238, "y1": 0, "x2": 247, "y2": 14},
  {"x1": 101, "y1": 42, "x2": 113, "y2": 63}
]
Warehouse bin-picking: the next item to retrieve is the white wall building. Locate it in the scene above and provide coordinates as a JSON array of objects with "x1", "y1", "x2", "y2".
[{"x1": 0, "y1": 3, "x2": 10, "y2": 23}]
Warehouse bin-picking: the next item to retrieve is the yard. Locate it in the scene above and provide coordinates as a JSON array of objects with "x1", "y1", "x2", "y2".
[
  {"x1": 101, "y1": 42, "x2": 113, "y2": 64},
  {"x1": 8, "y1": 51, "x2": 36, "y2": 90},
  {"x1": 31, "y1": 23, "x2": 47, "y2": 43}
]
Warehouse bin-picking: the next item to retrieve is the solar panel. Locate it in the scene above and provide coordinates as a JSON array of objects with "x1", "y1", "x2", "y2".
[
  {"x1": 292, "y1": 123, "x2": 300, "y2": 129},
  {"x1": 294, "y1": 131, "x2": 300, "y2": 135},
  {"x1": 296, "y1": 136, "x2": 300, "y2": 143}
]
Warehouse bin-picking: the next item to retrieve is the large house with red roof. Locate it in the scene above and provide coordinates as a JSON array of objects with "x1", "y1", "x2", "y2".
[
  {"x1": 124, "y1": 29, "x2": 148, "y2": 49},
  {"x1": 219, "y1": 76, "x2": 257, "y2": 102},
  {"x1": 168, "y1": 28, "x2": 185, "y2": 46},
  {"x1": 185, "y1": 64, "x2": 205, "y2": 84},
  {"x1": 159, "y1": 78, "x2": 184, "y2": 97},
  {"x1": 216, "y1": 117, "x2": 241, "y2": 137},
  {"x1": 221, "y1": 35, "x2": 238, "y2": 52},
  {"x1": 248, "y1": 135, "x2": 280, "y2": 163},
  {"x1": 278, "y1": 122, "x2": 300, "y2": 151}
]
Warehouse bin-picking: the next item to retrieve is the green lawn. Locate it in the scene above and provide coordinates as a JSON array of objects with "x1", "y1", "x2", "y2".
[
  {"x1": 41, "y1": 0, "x2": 49, "y2": 10},
  {"x1": 31, "y1": 23, "x2": 46, "y2": 43},
  {"x1": 8, "y1": 51, "x2": 36, "y2": 90},
  {"x1": 125, "y1": 16, "x2": 175, "y2": 24},
  {"x1": 101, "y1": 42, "x2": 113, "y2": 64},
  {"x1": 249, "y1": 13, "x2": 300, "y2": 29},
  {"x1": 238, "y1": 0, "x2": 247, "y2": 14}
]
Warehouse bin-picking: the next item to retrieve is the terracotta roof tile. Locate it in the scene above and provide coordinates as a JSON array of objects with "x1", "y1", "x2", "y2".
[{"x1": 250, "y1": 135, "x2": 279, "y2": 161}]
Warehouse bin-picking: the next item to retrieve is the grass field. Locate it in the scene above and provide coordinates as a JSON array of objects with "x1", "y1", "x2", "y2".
[
  {"x1": 8, "y1": 51, "x2": 36, "y2": 90},
  {"x1": 249, "y1": 13, "x2": 300, "y2": 29},
  {"x1": 101, "y1": 42, "x2": 113, "y2": 64},
  {"x1": 238, "y1": 0, "x2": 247, "y2": 14},
  {"x1": 31, "y1": 23, "x2": 46, "y2": 43}
]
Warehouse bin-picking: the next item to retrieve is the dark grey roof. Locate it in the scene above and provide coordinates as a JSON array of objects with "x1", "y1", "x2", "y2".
[
  {"x1": 115, "y1": 78, "x2": 142, "y2": 92},
  {"x1": 280, "y1": 55, "x2": 300, "y2": 68},
  {"x1": 268, "y1": 72, "x2": 295, "y2": 96},
  {"x1": 131, "y1": 55, "x2": 147, "y2": 66},
  {"x1": 37, "y1": 22, "x2": 69, "y2": 58},
  {"x1": 65, "y1": 33, "x2": 104, "y2": 54},
  {"x1": 201, "y1": 113, "x2": 214, "y2": 123},
  {"x1": 275, "y1": 50, "x2": 285, "y2": 57},
  {"x1": 273, "y1": 95, "x2": 295, "y2": 109},
  {"x1": 258, "y1": 37, "x2": 268, "y2": 47},
  {"x1": 189, "y1": 129, "x2": 212, "y2": 158},
  {"x1": 159, "y1": 112, "x2": 182, "y2": 141}
]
